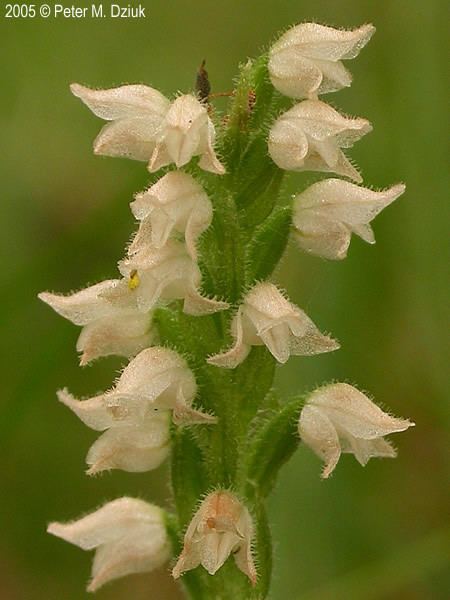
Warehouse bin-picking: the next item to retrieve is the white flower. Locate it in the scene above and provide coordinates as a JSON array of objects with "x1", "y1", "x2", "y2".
[
  {"x1": 298, "y1": 383, "x2": 414, "y2": 478},
  {"x1": 269, "y1": 23, "x2": 375, "y2": 99},
  {"x1": 172, "y1": 491, "x2": 257, "y2": 584},
  {"x1": 268, "y1": 99, "x2": 372, "y2": 182},
  {"x1": 38, "y1": 280, "x2": 154, "y2": 365},
  {"x1": 208, "y1": 282, "x2": 339, "y2": 368},
  {"x1": 71, "y1": 83, "x2": 170, "y2": 161},
  {"x1": 148, "y1": 94, "x2": 225, "y2": 174},
  {"x1": 48, "y1": 497, "x2": 170, "y2": 592},
  {"x1": 109, "y1": 239, "x2": 228, "y2": 316},
  {"x1": 293, "y1": 179, "x2": 406, "y2": 259},
  {"x1": 130, "y1": 171, "x2": 213, "y2": 260},
  {"x1": 58, "y1": 387, "x2": 170, "y2": 475},
  {"x1": 58, "y1": 347, "x2": 215, "y2": 471}
]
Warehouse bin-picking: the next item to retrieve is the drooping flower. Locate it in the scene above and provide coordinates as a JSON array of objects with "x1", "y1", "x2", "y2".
[
  {"x1": 269, "y1": 23, "x2": 375, "y2": 99},
  {"x1": 298, "y1": 383, "x2": 414, "y2": 478},
  {"x1": 108, "y1": 239, "x2": 228, "y2": 316},
  {"x1": 130, "y1": 171, "x2": 213, "y2": 260},
  {"x1": 268, "y1": 99, "x2": 372, "y2": 182},
  {"x1": 148, "y1": 94, "x2": 225, "y2": 174},
  {"x1": 172, "y1": 491, "x2": 257, "y2": 584},
  {"x1": 293, "y1": 179, "x2": 406, "y2": 259},
  {"x1": 38, "y1": 280, "x2": 154, "y2": 365},
  {"x1": 71, "y1": 83, "x2": 170, "y2": 161},
  {"x1": 58, "y1": 387, "x2": 171, "y2": 474},
  {"x1": 59, "y1": 346, "x2": 214, "y2": 454},
  {"x1": 208, "y1": 282, "x2": 339, "y2": 368},
  {"x1": 48, "y1": 497, "x2": 171, "y2": 592}
]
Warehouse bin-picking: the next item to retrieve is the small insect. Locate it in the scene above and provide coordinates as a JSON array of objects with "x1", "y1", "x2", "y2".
[{"x1": 128, "y1": 269, "x2": 140, "y2": 290}]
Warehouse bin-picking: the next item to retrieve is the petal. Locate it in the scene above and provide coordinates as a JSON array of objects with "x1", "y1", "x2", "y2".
[
  {"x1": 93, "y1": 117, "x2": 161, "y2": 161},
  {"x1": 293, "y1": 212, "x2": 351, "y2": 260},
  {"x1": 47, "y1": 497, "x2": 163, "y2": 550},
  {"x1": 271, "y1": 23, "x2": 375, "y2": 62},
  {"x1": 89, "y1": 530, "x2": 169, "y2": 592},
  {"x1": 298, "y1": 404, "x2": 341, "y2": 478},
  {"x1": 295, "y1": 179, "x2": 405, "y2": 229},
  {"x1": 114, "y1": 347, "x2": 194, "y2": 401},
  {"x1": 57, "y1": 388, "x2": 113, "y2": 431},
  {"x1": 38, "y1": 280, "x2": 120, "y2": 326},
  {"x1": 198, "y1": 120, "x2": 226, "y2": 175},
  {"x1": 184, "y1": 196, "x2": 213, "y2": 259},
  {"x1": 207, "y1": 311, "x2": 251, "y2": 368},
  {"x1": 268, "y1": 116, "x2": 309, "y2": 170},
  {"x1": 315, "y1": 59, "x2": 352, "y2": 94},
  {"x1": 76, "y1": 311, "x2": 153, "y2": 365},
  {"x1": 269, "y1": 52, "x2": 323, "y2": 98},
  {"x1": 70, "y1": 83, "x2": 170, "y2": 120},
  {"x1": 287, "y1": 100, "x2": 372, "y2": 142},
  {"x1": 258, "y1": 322, "x2": 292, "y2": 363},
  {"x1": 183, "y1": 288, "x2": 230, "y2": 316},
  {"x1": 86, "y1": 421, "x2": 170, "y2": 474},
  {"x1": 309, "y1": 383, "x2": 414, "y2": 439},
  {"x1": 172, "y1": 388, "x2": 217, "y2": 426},
  {"x1": 200, "y1": 531, "x2": 239, "y2": 575},
  {"x1": 301, "y1": 147, "x2": 363, "y2": 182},
  {"x1": 345, "y1": 436, "x2": 397, "y2": 467}
]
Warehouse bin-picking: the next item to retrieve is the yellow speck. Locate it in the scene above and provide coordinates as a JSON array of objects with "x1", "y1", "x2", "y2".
[{"x1": 128, "y1": 270, "x2": 140, "y2": 290}]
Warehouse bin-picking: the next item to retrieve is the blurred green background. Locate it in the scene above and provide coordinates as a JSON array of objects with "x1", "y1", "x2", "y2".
[{"x1": 2, "y1": 0, "x2": 449, "y2": 598}]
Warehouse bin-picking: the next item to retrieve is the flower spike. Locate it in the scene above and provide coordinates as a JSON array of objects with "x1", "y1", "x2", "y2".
[
  {"x1": 208, "y1": 282, "x2": 339, "y2": 368},
  {"x1": 268, "y1": 99, "x2": 371, "y2": 182},
  {"x1": 298, "y1": 383, "x2": 414, "y2": 478},
  {"x1": 48, "y1": 498, "x2": 171, "y2": 592},
  {"x1": 130, "y1": 171, "x2": 213, "y2": 260},
  {"x1": 38, "y1": 280, "x2": 154, "y2": 365},
  {"x1": 269, "y1": 23, "x2": 375, "y2": 99},
  {"x1": 293, "y1": 179, "x2": 405, "y2": 259},
  {"x1": 173, "y1": 491, "x2": 257, "y2": 584}
]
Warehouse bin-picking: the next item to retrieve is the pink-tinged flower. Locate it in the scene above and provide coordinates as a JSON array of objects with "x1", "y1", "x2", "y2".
[
  {"x1": 298, "y1": 383, "x2": 414, "y2": 478},
  {"x1": 208, "y1": 282, "x2": 339, "y2": 368},
  {"x1": 71, "y1": 83, "x2": 170, "y2": 161},
  {"x1": 130, "y1": 171, "x2": 212, "y2": 260},
  {"x1": 149, "y1": 94, "x2": 225, "y2": 174},
  {"x1": 48, "y1": 497, "x2": 170, "y2": 592},
  {"x1": 38, "y1": 280, "x2": 153, "y2": 365},
  {"x1": 109, "y1": 239, "x2": 228, "y2": 316},
  {"x1": 269, "y1": 23, "x2": 375, "y2": 99},
  {"x1": 173, "y1": 491, "x2": 257, "y2": 584},
  {"x1": 293, "y1": 179, "x2": 405, "y2": 259},
  {"x1": 268, "y1": 99, "x2": 372, "y2": 182}
]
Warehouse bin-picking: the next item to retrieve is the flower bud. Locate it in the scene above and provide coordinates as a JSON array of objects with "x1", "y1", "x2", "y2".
[
  {"x1": 130, "y1": 171, "x2": 213, "y2": 260},
  {"x1": 298, "y1": 383, "x2": 414, "y2": 478},
  {"x1": 48, "y1": 497, "x2": 170, "y2": 592},
  {"x1": 71, "y1": 83, "x2": 170, "y2": 161},
  {"x1": 293, "y1": 179, "x2": 405, "y2": 259},
  {"x1": 208, "y1": 282, "x2": 339, "y2": 368},
  {"x1": 39, "y1": 280, "x2": 153, "y2": 365},
  {"x1": 269, "y1": 23, "x2": 375, "y2": 99},
  {"x1": 268, "y1": 99, "x2": 371, "y2": 182},
  {"x1": 173, "y1": 491, "x2": 257, "y2": 584},
  {"x1": 149, "y1": 94, "x2": 225, "y2": 174}
]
